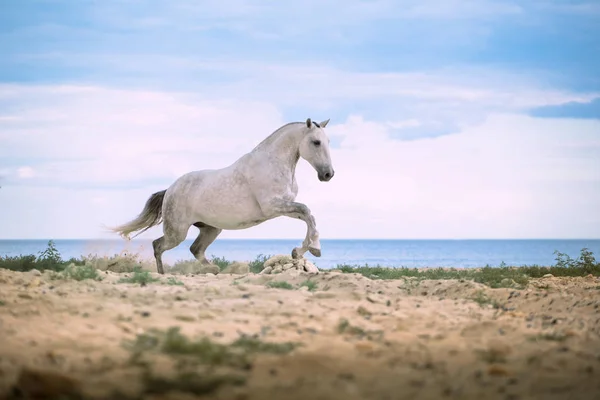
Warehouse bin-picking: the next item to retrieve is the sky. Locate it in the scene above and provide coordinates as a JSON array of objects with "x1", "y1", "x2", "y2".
[{"x1": 0, "y1": 0, "x2": 599, "y2": 240}]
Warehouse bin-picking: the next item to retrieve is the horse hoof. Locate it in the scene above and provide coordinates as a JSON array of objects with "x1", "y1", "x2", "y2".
[
  {"x1": 308, "y1": 247, "x2": 321, "y2": 257},
  {"x1": 291, "y1": 248, "x2": 300, "y2": 259}
]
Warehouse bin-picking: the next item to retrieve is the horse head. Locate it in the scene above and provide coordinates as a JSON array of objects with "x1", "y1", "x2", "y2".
[{"x1": 299, "y1": 118, "x2": 335, "y2": 182}]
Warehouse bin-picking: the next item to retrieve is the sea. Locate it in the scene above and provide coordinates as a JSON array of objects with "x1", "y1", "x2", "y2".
[{"x1": 1, "y1": 239, "x2": 599, "y2": 269}]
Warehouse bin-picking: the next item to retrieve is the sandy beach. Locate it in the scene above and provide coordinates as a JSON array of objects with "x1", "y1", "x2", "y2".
[{"x1": 1, "y1": 262, "x2": 599, "y2": 400}]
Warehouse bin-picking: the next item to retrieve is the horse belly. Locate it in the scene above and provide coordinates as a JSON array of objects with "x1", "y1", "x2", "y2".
[{"x1": 191, "y1": 180, "x2": 267, "y2": 230}]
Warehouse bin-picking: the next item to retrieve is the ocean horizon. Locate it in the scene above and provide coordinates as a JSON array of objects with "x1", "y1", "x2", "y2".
[{"x1": 1, "y1": 238, "x2": 599, "y2": 269}]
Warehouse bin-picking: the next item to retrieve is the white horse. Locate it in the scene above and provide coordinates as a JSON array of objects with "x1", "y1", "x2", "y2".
[{"x1": 111, "y1": 118, "x2": 335, "y2": 274}]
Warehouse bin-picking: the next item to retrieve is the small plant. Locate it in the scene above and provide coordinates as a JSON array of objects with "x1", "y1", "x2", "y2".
[
  {"x1": 118, "y1": 267, "x2": 160, "y2": 285},
  {"x1": 471, "y1": 290, "x2": 501, "y2": 309},
  {"x1": 82, "y1": 251, "x2": 144, "y2": 273},
  {"x1": 554, "y1": 248, "x2": 598, "y2": 275},
  {"x1": 265, "y1": 281, "x2": 294, "y2": 290},
  {"x1": 37, "y1": 240, "x2": 62, "y2": 265},
  {"x1": 528, "y1": 332, "x2": 569, "y2": 342},
  {"x1": 210, "y1": 255, "x2": 231, "y2": 271},
  {"x1": 0, "y1": 240, "x2": 74, "y2": 272},
  {"x1": 335, "y1": 248, "x2": 600, "y2": 287},
  {"x1": 249, "y1": 254, "x2": 270, "y2": 273},
  {"x1": 165, "y1": 277, "x2": 184, "y2": 286},
  {"x1": 61, "y1": 263, "x2": 103, "y2": 281},
  {"x1": 337, "y1": 318, "x2": 366, "y2": 336},
  {"x1": 126, "y1": 326, "x2": 298, "y2": 367},
  {"x1": 299, "y1": 280, "x2": 318, "y2": 291}
]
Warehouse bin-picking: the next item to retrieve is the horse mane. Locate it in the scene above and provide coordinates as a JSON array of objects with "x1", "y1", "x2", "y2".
[{"x1": 252, "y1": 121, "x2": 304, "y2": 152}]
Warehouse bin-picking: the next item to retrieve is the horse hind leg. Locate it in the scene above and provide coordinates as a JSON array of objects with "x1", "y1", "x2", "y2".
[
  {"x1": 189, "y1": 223, "x2": 223, "y2": 265},
  {"x1": 152, "y1": 221, "x2": 188, "y2": 274}
]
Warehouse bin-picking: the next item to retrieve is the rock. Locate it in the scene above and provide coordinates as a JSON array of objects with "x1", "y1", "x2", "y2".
[
  {"x1": 12, "y1": 367, "x2": 81, "y2": 399},
  {"x1": 264, "y1": 255, "x2": 294, "y2": 269},
  {"x1": 542, "y1": 274, "x2": 554, "y2": 278},
  {"x1": 197, "y1": 264, "x2": 220, "y2": 275},
  {"x1": 168, "y1": 261, "x2": 201, "y2": 275},
  {"x1": 30, "y1": 269, "x2": 42, "y2": 277},
  {"x1": 283, "y1": 269, "x2": 302, "y2": 278},
  {"x1": 293, "y1": 258, "x2": 306, "y2": 269},
  {"x1": 221, "y1": 262, "x2": 250, "y2": 275},
  {"x1": 260, "y1": 266, "x2": 273, "y2": 275},
  {"x1": 487, "y1": 365, "x2": 510, "y2": 376},
  {"x1": 272, "y1": 265, "x2": 284, "y2": 274},
  {"x1": 27, "y1": 278, "x2": 42, "y2": 288},
  {"x1": 262, "y1": 254, "x2": 319, "y2": 274},
  {"x1": 486, "y1": 339, "x2": 512, "y2": 362},
  {"x1": 303, "y1": 260, "x2": 319, "y2": 274}
]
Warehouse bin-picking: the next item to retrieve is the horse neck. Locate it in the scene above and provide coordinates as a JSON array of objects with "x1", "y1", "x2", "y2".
[{"x1": 255, "y1": 124, "x2": 303, "y2": 174}]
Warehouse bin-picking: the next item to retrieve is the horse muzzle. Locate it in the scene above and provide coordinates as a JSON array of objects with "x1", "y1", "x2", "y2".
[{"x1": 318, "y1": 167, "x2": 335, "y2": 182}]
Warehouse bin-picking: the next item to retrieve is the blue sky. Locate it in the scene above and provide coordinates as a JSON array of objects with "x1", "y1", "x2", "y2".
[{"x1": 0, "y1": 0, "x2": 599, "y2": 239}]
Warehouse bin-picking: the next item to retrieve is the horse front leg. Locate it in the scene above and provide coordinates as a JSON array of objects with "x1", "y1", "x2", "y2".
[
  {"x1": 265, "y1": 199, "x2": 321, "y2": 259},
  {"x1": 292, "y1": 213, "x2": 321, "y2": 259}
]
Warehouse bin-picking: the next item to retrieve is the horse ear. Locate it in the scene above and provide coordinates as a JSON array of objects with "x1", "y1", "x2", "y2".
[
  {"x1": 319, "y1": 119, "x2": 330, "y2": 128},
  {"x1": 306, "y1": 118, "x2": 312, "y2": 128}
]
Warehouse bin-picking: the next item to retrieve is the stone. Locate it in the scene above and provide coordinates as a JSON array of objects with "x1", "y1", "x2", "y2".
[
  {"x1": 283, "y1": 269, "x2": 302, "y2": 278},
  {"x1": 542, "y1": 274, "x2": 554, "y2": 278},
  {"x1": 221, "y1": 262, "x2": 250, "y2": 275},
  {"x1": 30, "y1": 269, "x2": 42, "y2": 277},
  {"x1": 13, "y1": 367, "x2": 81, "y2": 399},
  {"x1": 303, "y1": 260, "x2": 319, "y2": 274},
  {"x1": 282, "y1": 263, "x2": 294, "y2": 270},
  {"x1": 264, "y1": 255, "x2": 294, "y2": 269},
  {"x1": 260, "y1": 266, "x2": 273, "y2": 275},
  {"x1": 272, "y1": 265, "x2": 284, "y2": 274},
  {"x1": 197, "y1": 264, "x2": 220, "y2": 275}
]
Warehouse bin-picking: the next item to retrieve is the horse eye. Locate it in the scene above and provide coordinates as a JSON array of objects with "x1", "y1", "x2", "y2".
[{"x1": 312, "y1": 140, "x2": 321, "y2": 146}]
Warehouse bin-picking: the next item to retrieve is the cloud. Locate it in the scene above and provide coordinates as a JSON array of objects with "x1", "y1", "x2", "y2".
[
  {"x1": 291, "y1": 113, "x2": 600, "y2": 239},
  {"x1": 0, "y1": 81, "x2": 598, "y2": 239},
  {"x1": 528, "y1": 97, "x2": 600, "y2": 120},
  {"x1": 16, "y1": 167, "x2": 35, "y2": 179},
  {"x1": 0, "y1": 84, "x2": 286, "y2": 188},
  {"x1": 1, "y1": 66, "x2": 594, "y2": 191}
]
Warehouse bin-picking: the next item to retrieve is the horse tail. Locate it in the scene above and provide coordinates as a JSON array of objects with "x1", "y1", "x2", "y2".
[{"x1": 111, "y1": 190, "x2": 166, "y2": 240}]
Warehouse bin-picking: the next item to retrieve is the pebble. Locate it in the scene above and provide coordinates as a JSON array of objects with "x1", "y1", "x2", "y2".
[
  {"x1": 260, "y1": 266, "x2": 274, "y2": 275},
  {"x1": 488, "y1": 365, "x2": 510, "y2": 376},
  {"x1": 13, "y1": 367, "x2": 81, "y2": 399}
]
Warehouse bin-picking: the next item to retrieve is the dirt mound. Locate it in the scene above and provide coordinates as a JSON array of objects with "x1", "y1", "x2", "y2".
[{"x1": 1, "y1": 267, "x2": 599, "y2": 399}]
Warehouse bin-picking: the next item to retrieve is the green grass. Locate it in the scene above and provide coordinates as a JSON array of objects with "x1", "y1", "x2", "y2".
[
  {"x1": 165, "y1": 277, "x2": 184, "y2": 286},
  {"x1": 265, "y1": 281, "x2": 294, "y2": 290},
  {"x1": 528, "y1": 332, "x2": 569, "y2": 342},
  {"x1": 299, "y1": 279, "x2": 318, "y2": 291},
  {"x1": 2, "y1": 244, "x2": 598, "y2": 291},
  {"x1": 248, "y1": 254, "x2": 270, "y2": 273},
  {"x1": 118, "y1": 267, "x2": 160, "y2": 285},
  {"x1": 210, "y1": 255, "x2": 232, "y2": 271},
  {"x1": 0, "y1": 240, "x2": 85, "y2": 273},
  {"x1": 334, "y1": 248, "x2": 600, "y2": 288},
  {"x1": 471, "y1": 290, "x2": 502, "y2": 309},
  {"x1": 124, "y1": 327, "x2": 299, "y2": 397},
  {"x1": 59, "y1": 263, "x2": 103, "y2": 282},
  {"x1": 127, "y1": 326, "x2": 298, "y2": 366}
]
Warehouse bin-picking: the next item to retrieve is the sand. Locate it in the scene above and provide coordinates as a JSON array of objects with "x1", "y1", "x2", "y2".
[{"x1": 0, "y1": 264, "x2": 599, "y2": 400}]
